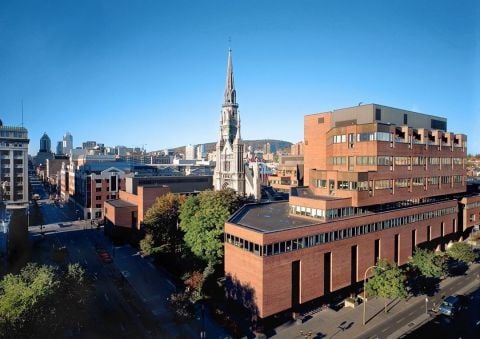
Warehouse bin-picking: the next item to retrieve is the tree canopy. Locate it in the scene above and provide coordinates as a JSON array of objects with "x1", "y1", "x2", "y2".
[
  {"x1": 143, "y1": 193, "x2": 186, "y2": 253},
  {"x1": 408, "y1": 248, "x2": 447, "y2": 278},
  {"x1": 179, "y1": 189, "x2": 243, "y2": 264},
  {"x1": 447, "y1": 242, "x2": 478, "y2": 263},
  {"x1": 0, "y1": 262, "x2": 91, "y2": 338},
  {"x1": 366, "y1": 259, "x2": 407, "y2": 312}
]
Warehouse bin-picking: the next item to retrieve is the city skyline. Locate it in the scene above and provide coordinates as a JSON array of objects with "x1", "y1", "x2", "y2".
[{"x1": 0, "y1": 0, "x2": 478, "y2": 155}]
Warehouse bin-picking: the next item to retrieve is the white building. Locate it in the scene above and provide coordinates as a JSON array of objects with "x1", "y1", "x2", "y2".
[
  {"x1": 185, "y1": 144, "x2": 196, "y2": 160},
  {"x1": 62, "y1": 132, "x2": 73, "y2": 154},
  {"x1": 196, "y1": 144, "x2": 206, "y2": 160}
]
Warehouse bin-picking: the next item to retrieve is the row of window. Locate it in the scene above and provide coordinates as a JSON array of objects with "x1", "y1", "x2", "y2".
[
  {"x1": 330, "y1": 156, "x2": 464, "y2": 167},
  {"x1": 0, "y1": 131, "x2": 28, "y2": 138},
  {"x1": 226, "y1": 206, "x2": 457, "y2": 257},
  {"x1": 330, "y1": 132, "x2": 464, "y2": 147},
  {"x1": 313, "y1": 176, "x2": 464, "y2": 191},
  {"x1": 466, "y1": 201, "x2": 480, "y2": 210},
  {"x1": 289, "y1": 204, "x2": 369, "y2": 220}
]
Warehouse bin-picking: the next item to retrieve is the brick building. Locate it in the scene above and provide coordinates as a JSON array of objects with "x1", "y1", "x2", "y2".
[
  {"x1": 104, "y1": 175, "x2": 213, "y2": 231},
  {"x1": 268, "y1": 155, "x2": 304, "y2": 193},
  {"x1": 224, "y1": 104, "x2": 480, "y2": 318}
]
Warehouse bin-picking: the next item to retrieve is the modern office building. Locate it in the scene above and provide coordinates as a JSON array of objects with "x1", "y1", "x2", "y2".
[
  {"x1": 62, "y1": 132, "x2": 73, "y2": 154},
  {"x1": 34, "y1": 133, "x2": 54, "y2": 166},
  {"x1": 224, "y1": 104, "x2": 479, "y2": 318},
  {"x1": 40, "y1": 133, "x2": 51, "y2": 153},
  {"x1": 56, "y1": 141, "x2": 63, "y2": 155}
]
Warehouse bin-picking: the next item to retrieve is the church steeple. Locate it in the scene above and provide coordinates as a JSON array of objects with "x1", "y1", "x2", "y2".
[{"x1": 224, "y1": 49, "x2": 237, "y2": 106}]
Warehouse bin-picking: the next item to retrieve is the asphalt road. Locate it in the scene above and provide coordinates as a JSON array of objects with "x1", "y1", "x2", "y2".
[
  {"x1": 32, "y1": 228, "x2": 160, "y2": 338},
  {"x1": 29, "y1": 177, "x2": 164, "y2": 337},
  {"x1": 405, "y1": 288, "x2": 480, "y2": 338},
  {"x1": 360, "y1": 266, "x2": 480, "y2": 339}
]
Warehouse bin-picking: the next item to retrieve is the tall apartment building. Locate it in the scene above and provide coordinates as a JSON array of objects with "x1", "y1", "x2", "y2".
[
  {"x1": 224, "y1": 104, "x2": 480, "y2": 318},
  {"x1": 185, "y1": 144, "x2": 196, "y2": 160},
  {"x1": 0, "y1": 121, "x2": 29, "y2": 203}
]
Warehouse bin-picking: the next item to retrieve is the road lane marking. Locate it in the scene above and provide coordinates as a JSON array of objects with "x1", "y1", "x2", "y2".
[
  {"x1": 104, "y1": 293, "x2": 109, "y2": 302},
  {"x1": 84, "y1": 259, "x2": 88, "y2": 265},
  {"x1": 396, "y1": 317, "x2": 405, "y2": 323},
  {"x1": 148, "y1": 262, "x2": 155, "y2": 269},
  {"x1": 381, "y1": 327, "x2": 390, "y2": 332},
  {"x1": 408, "y1": 311, "x2": 414, "y2": 316}
]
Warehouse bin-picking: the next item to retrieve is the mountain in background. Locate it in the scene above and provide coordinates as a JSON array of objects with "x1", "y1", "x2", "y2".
[{"x1": 160, "y1": 139, "x2": 294, "y2": 156}]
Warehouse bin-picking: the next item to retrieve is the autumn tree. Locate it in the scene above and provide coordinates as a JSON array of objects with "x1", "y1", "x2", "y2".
[{"x1": 143, "y1": 193, "x2": 186, "y2": 254}]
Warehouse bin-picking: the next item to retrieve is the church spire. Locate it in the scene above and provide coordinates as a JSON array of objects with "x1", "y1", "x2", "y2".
[
  {"x1": 234, "y1": 111, "x2": 241, "y2": 143},
  {"x1": 224, "y1": 49, "x2": 237, "y2": 106}
]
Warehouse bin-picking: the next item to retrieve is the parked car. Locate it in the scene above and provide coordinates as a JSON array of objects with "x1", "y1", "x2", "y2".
[{"x1": 439, "y1": 295, "x2": 462, "y2": 317}]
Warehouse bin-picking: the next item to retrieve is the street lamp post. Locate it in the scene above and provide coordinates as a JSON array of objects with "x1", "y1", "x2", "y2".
[{"x1": 363, "y1": 265, "x2": 377, "y2": 326}]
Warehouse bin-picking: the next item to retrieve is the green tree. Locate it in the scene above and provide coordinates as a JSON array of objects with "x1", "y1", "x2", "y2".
[
  {"x1": 143, "y1": 193, "x2": 186, "y2": 253},
  {"x1": 0, "y1": 263, "x2": 92, "y2": 338},
  {"x1": 447, "y1": 242, "x2": 477, "y2": 263},
  {"x1": 366, "y1": 259, "x2": 408, "y2": 313},
  {"x1": 0, "y1": 263, "x2": 58, "y2": 337},
  {"x1": 139, "y1": 233, "x2": 155, "y2": 256},
  {"x1": 408, "y1": 248, "x2": 447, "y2": 278},
  {"x1": 179, "y1": 189, "x2": 243, "y2": 264}
]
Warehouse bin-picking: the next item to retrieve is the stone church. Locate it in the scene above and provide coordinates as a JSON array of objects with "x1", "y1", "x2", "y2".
[{"x1": 213, "y1": 50, "x2": 262, "y2": 200}]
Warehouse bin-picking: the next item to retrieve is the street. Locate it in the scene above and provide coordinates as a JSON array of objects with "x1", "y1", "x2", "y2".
[
  {"x1": 406, "y1": 288, "x2": 480, "y2": 338},
  {"x1": 27, "y1": 176, "x2": 228, "y2": 338}
]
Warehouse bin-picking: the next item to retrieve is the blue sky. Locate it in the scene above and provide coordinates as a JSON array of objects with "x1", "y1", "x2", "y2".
[{"x1": 0, "y1": 0, "x2": 478, "y2": 155}]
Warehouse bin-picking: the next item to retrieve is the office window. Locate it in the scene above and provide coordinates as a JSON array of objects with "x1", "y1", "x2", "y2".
[
  {"x1": 375, "y1": 108, "x2": 382, "y2": 120},
  {"x1": 431, "y1": 119, "x2": 446, "y2": 131},
  {"x1": 403, "y1": 114, "x2": 408, "y2": 125}
]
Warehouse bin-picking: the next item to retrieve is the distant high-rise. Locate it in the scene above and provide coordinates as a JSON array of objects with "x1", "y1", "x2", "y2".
[
  {"x1": 56, "y1": 141, "x2": 63, "y2": 155},
  {"x1": 40, "y1": 133, "x2": 51, "y2": 152},
  {"x1": 62, "y1": 132, "x2": 73, "y2": 154},
  {"x1": 196, "y1": 144, "x2": 206, "y2": 160},
  {"x1": 185, "y1": 144, "x2": 196, "y2": 160},
  {"x1": 82, "y1": 141, "x2": 96, "y2": 149}
]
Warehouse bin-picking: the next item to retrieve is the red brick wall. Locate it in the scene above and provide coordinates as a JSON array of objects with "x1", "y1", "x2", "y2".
[{"x1": 225, "y1": 200, "x2": 458, "y2": 318}]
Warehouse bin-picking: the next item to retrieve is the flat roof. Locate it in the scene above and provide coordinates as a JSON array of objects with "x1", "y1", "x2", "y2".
[
  {"x1": 105, "y1": 199, "x2": 137, "y2": 208},
  {"x1": 230, "y1": 202, "x2": 319, "y2": 233}
]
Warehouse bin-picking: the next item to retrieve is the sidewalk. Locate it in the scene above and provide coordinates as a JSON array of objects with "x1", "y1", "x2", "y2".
[{"x1": 272, "y1": 263, "x2": 480, "y2": 339}]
